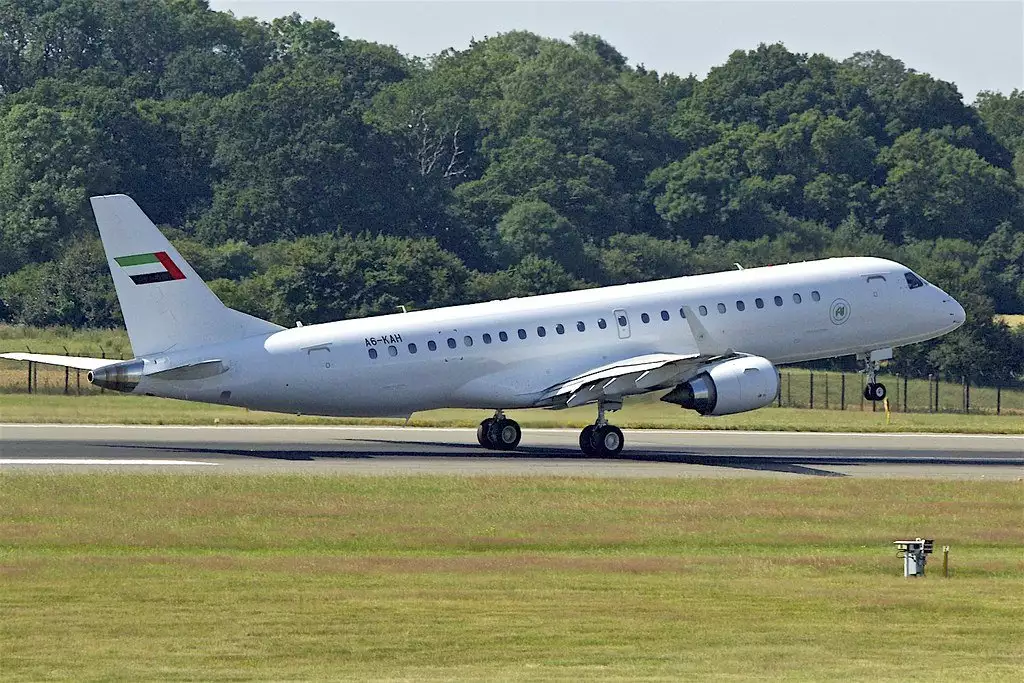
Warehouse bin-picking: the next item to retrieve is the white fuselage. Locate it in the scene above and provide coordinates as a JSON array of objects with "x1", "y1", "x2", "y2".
[{"x1": 132, "y1": 257, "x2": 964, "y2": 417}]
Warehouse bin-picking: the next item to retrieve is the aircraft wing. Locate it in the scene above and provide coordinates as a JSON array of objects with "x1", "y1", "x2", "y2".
[
  {"x1": 0, "y1": 352, "x2": 119, "y2": 371},
  {"x1": 538, "y1": 351, "x2": 737, "y2": 408}
]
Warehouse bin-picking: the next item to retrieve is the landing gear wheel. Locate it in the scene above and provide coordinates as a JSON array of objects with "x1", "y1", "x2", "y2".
[
  {"x1": 592, "y1": 425, "x2": 624, "y2": 457},
  {"x1": 486, "y1": 418, "x2": 521, "y2": 451},
  {"x1": 864, "y1": 382, "x2": 887, "y2": 402},
  {"x1": 579, "y1": 425, "x2": 597, "y2": 455},
  {"x1": 477, "y1": 418, "x2": 496, "y2": 448}
]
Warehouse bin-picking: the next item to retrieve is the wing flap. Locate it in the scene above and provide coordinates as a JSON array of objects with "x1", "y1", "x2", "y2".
[
  {"x1": 539, "y1": 351, "x2": 744, "y2": 409},
  {"x1": 0, "y1": 352, "x2": 118, "y2": 371}
]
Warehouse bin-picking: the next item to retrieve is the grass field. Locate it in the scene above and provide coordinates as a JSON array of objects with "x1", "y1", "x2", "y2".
[
  {"x1": 1, "y1": 392, "x2": 1023, "y2": 433},
  {"x1": 1, "y1": 475, "x2": 1021, "y2": 680}
]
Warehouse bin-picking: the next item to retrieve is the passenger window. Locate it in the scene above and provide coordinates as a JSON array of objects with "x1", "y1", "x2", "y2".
[
  {"x1": 597, "y1": 318, "x2": 607, "y2": 329},
  {"x1": 811, "y1": 291, "x2": 820, "y2": 302},
  {"x1": 482, "y1": 333, "x2": 492, "y2": 344},
  {"x1": 576, "y1": 321, "x2": 586, "y2": 332},
  {"x1": 755, "y1": 298, "x2": 764, "y2": 309},
  {"x1": 736, "y1": 300, "x2": 745, "y2": 311},
  {"x1": 793, "y1": 293, "x2": 802, "y2": 304},
  {"x1": 408, "y1": 343, "x2": 417, "y2": 354},
  {"x1": 661, "y1": 310, "x2": 670, "y2": 321},
  {"x1": 518, "y1": 328, "x2": 527, "y2": 339},
  {"x1": 537, "y1": 326, "x2": 546, "y2": 337},
  {"x1": 388, "y1": 345, "x2": 398, "y2": 357},
  {"x1": 499, "y1": 331, "x2": 508, "y2": 342},
  {"x1": 774, "y1": 296, "x2": 783, "y2": 307},
  {"x1": 679, "y1": 307, "x2": 686, "y2": 318},
  {"x1": 617, "y1": 315, "x2": 627, "y2": 327},
  {"x1": 699, "y1": 305, "x2": 708, "y2": 316},
  {"x1": 368, "y1": 348, "x2": 378, "y2": 359},
  {"x1": 641, "y1": 313, "x2": 650, "y2": 323},
  {"x1": 447, "y1": 338, "x2": 456, "y2": 349},
  {"x1": 556, "y1": 324, "x2": 565, "y2": 334},
  {"x1": 905, "y1": 272, "x2": 924, "y2": 289},
  {"x1": 428, "y1": 340, "x2": 437, "y2": 351},
  {"x1": 464, "y1": 335, "x2": 473, "y2": 347},
  {"x1": 717, "y1": 303, "x2": 726, "y2": 314}
]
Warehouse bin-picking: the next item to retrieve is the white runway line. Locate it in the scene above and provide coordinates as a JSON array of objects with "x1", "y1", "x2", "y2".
[{"x1": 0, "y1": 459, "x2": 218, "y2": 466}]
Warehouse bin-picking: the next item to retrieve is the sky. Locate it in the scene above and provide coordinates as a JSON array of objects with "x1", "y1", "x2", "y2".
[{"x1": 210, "y1": 1, "x2": 1023, "y2": 102}]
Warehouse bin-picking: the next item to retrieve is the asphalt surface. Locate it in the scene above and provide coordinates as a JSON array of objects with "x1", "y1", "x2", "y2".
[{"x1": 1, "y1": 424, "x2": 1021, "y2": 478}]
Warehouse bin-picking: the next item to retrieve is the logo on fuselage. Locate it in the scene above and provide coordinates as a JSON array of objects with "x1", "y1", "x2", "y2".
[{"x1": 830, "y1": 298, "x2": 851, "y2": 325}]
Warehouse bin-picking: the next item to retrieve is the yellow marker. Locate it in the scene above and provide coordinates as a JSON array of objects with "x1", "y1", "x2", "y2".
[{"x1": 884, "y1": 398, "x2": 891, "y2": 424}]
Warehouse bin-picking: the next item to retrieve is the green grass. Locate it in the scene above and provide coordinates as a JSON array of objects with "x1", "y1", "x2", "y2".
[
  {"x1": 1, "y1": 475, "x2": 1021, "y2": 680},
  {"x1": 1, "y1": 392, "x2": 1022, "y2": 432}
]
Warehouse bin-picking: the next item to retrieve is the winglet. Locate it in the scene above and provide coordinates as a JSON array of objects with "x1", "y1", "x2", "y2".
[{"x1": 681, "y1": 306, "x2": 731, "y2": 356}]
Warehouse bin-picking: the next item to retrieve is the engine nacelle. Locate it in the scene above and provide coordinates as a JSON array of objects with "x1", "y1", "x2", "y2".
[{"x1": 662, "y1": 356, "x2": 779, "y2": 416}]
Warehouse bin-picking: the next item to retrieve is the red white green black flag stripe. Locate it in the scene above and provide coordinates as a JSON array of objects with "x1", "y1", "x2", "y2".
[{"x1": 114, "y1": 251, "x2": 186, "y2": 285}]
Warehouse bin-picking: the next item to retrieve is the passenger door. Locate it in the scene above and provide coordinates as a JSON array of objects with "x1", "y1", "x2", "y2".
[{"x1": 613, "y1": 309, "x2": 631, "y2": 339}]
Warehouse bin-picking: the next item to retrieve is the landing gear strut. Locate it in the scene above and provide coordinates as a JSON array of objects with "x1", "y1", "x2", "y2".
[
  {"x1": 860, "y1": 353, "x2": 888, "y2": 402},
  {"x1": 477, "y1": 411, "x2": 522, "y2": 451},
  {"x1": 579, "y1": 401, "x2": 624, "y2": 457}
]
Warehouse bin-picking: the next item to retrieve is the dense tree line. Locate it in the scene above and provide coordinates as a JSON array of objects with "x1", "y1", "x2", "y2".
[{"x1": 0, "y1": 1, "x2": 1021, "y2": 383}]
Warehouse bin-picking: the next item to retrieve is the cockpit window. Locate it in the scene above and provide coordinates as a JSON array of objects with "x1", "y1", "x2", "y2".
[{"x1": 904, "y1": 271, "x2": 924, "y2": 289}]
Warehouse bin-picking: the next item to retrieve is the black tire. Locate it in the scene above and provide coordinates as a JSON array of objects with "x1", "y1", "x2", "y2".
[
  {"x1": 579, "y1": 425, "x2": 597, "y2": 455},
  {"x1": 477, "y1": 418, "x2": 495, "y2": 448},
  {"x1": 871, "y1": 382, "x2": 887, "y2": 401},
  {"x1": 488, "y1": 419, "x2": 521, "y2": 451},
  {"x1": 593, "y1": 425, "x2": 624, "y2": 457}
]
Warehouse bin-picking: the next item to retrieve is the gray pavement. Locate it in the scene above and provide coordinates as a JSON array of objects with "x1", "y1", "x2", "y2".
[{"x1": 0, "y1": 424, "x2": 1021, "y2": 479}]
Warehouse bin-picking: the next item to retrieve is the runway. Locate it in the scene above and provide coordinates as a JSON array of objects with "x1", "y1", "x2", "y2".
[{"x1": 1, "y1": 424, "x2": 1021, "y2": 478}]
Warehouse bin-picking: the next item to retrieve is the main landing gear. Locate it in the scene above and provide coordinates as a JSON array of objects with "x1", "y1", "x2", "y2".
[
  {"x1": 477, "y1": 411, "x2": 522, "y2": 451},
  {"x1": 861, "y1": 353, "x2": 888, "y2": 402},
  {"x1": 579, "y1": 401, "x2": 624, "y2": 457}
]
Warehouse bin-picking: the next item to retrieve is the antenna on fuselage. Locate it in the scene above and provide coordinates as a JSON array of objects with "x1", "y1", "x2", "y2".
[
  {"x1": 397, "y1": 305, "x2": 408, "y2": 314},
  {"x1": 734, "y1": 263, "x2": 744, "y2": 270}
]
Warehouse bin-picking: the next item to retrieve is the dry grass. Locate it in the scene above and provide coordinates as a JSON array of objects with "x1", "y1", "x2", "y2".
[
  {"x1": 995, "y1": 313, "x2": 1024, "y2": 328},
  {"x1": 1, "y1": 475, "x2": 1021, "y2": 681},
  {"x1": 2, "y1": 392, "x2": 1022, "y2": 433}
]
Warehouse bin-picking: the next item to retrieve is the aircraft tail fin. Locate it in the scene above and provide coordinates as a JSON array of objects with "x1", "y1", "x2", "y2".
[{"x1": 90, "y1": 194, "x2": 283, "y2": 356}]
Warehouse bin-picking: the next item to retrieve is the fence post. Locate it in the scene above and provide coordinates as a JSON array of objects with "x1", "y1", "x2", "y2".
[
  {"x1": 841, "y1": 373, "x2": 846, "y2": 411},
  {"x1": 809, "y1": 371, "x2": 814, "y2": 409},
  {"x1": 27, "y1": 361, "x2": 33, "y2": 393},
  {"x1": 824, "y1": 373, "x2": 829, "y2": 410},
  {"x1": 928, "y1": 374, "x2": 934, "y2": 412},
  {"x1": 776, "y1": 375, "x2": 782, "y2": 407},
  {"x1": 935, "y1": 378, "x2": 940, "y2": 413},
  {"x1": 76, "y1": 369, "x2": 81, "y2": 395},
  {"x1": 787, "y1": 372, "x2": 791, "y2": 406},
  {"x1": 860, "y1": 374, "x2": 864, "y2": 411},
  {"x1": 965, "y1": 378, "x2": 970, "y2": 414},
  {"x1": 33, "y1": 361, "x2": 38, "y2": 394},
  {"x1": 894, "y1": 373, "x2": 899, "y2": 412},
  {"x1": 903, "y1": 376, "x2": 908, "y2": 413}
]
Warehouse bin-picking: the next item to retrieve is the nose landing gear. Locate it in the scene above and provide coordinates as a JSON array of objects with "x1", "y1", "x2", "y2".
[
  {"x1": 579, "y1": 400, "x2": 624, "y2": 457},
  {"x1": 859, "y1": 349, "x2": 891, "y2": 402},
  {"x1": 477, "y1": 411, "x2": 522, "y2": 451}
]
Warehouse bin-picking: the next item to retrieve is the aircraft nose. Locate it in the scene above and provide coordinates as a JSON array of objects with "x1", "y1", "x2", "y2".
[{"x1": 945, "y1": 295, "x2": 966, "y2": 328}]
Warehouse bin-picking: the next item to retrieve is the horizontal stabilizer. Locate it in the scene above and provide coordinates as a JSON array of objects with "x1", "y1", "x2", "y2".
[
  {"x1": 149, "y1": 359, "x2": 227, "y2": 381},
  {"x1": 0, "y1": 352, "x2": 118, "y2": 371}
]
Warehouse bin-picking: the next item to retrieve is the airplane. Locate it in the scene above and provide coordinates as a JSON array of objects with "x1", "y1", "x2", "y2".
[{"x1": 1, "y1": 195, "x2": 966, "y2": 456}]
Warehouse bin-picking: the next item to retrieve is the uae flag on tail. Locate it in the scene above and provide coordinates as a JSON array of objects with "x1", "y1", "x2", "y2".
[{"x1": 115, "y1": 251, "x2": 186, "y2": 285}]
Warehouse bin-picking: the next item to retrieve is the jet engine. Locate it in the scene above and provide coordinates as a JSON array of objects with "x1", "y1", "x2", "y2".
[
  {"x1": 662, "y1": 356, "x2": 779, "y2": 416},
  {"x1": 88, "y1": 360, "x2": 145, "y2": 393}
]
